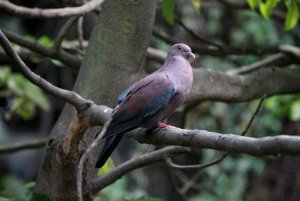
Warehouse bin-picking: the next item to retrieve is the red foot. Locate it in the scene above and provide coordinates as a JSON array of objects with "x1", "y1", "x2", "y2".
[{"x1": 159, "y1": 123, "x2": 169, "y2": 128}]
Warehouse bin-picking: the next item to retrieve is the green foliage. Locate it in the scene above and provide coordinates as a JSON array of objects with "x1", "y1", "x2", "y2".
[
  {"x1": 284, "y1": 0, "x2": 299, "y2": 30},
  {"x1": 0, "y1": 66, "x2": 50, "y2": 120},
  {"x1": 97, "y1": 157, "x2": 115, "y2": 176},
  {"x1": 246, "y1": 0, "x2": 300, "y2": 30},
  {"x1": 0, "y1": 176, "x2": 29, "y2": 201},
  {"x1": 264, "y1": 95, "x2": 300, "y2": 121},
  {"x1": 247, "y1": 0, "x2": 260, "y2": 9},
  {"x1": 95, "y1": 176, "x2": 164, "y2": 201},
  {"x1": 161, "y1": 0, "x2": 176, "y2": 24},
  {"x1": 259, "y1": 0, "x2": 280, "y2": 19},
  {"x1": 30, "y1": 193, "x2": 51, "y2": 201}
]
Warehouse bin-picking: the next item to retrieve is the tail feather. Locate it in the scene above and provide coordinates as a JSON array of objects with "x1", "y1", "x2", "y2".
[{"x1": 95, "y1": 134, "x2": 123, "y2": 168}]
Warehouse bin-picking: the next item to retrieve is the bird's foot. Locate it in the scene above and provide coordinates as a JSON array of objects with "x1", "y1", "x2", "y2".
[
  {"x1": 159, "y1": 123, "x2": 169, "y2": 128},
  {"x1": 151, "y1": 123, "x2": 169, "y2": 133},
  {"x1": 144, "y1": 123, "x2": 169, "y2": 134}
]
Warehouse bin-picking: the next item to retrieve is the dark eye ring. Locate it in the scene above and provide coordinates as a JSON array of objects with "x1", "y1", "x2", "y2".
[{"x1": 177, "y1": 47, "x2": 181, "y2": 50}]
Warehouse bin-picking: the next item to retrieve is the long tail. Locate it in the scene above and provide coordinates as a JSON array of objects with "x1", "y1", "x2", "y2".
[{"x1": 95, "y1": 134, "x2": 123, "y2": 168}]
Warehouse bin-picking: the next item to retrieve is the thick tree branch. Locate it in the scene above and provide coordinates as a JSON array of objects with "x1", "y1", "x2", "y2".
[
  {"x1": 90, "y1": 146, "x2": 189, "y2": 194},
  {"x1": 0, "y1": 28, "x2": 87, "y2": 110},
  {"x1": 0, "y1": 0, "x2": 104, "y2": 18},
  {"x1": 128, "y1": 127, "x2": 300, "y2": 156},
  {"x1": 189, "y1": 67, "x2": 300, "y2": 103},
  {"x1": 3, "y1": 29, "x2": 81, "y2": 69},
  {"x1": 0, "y1": 139, "x2": 48, "y2": 154}
]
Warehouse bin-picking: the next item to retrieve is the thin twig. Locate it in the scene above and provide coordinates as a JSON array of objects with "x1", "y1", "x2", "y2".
[
  {"x1": 77, "y1": 117, "x2": 113, "y2": 201},
  {"x1": 241, "y1": 95, "x2": 266, "y2": 136},
  {"x1": 90, "y1": 146, "x2": 188, "y2": 194},
  {"x1": 0, "y1": 138, "x2": 48, "y2": 154},
  {"x1": 166, "y1": 152, "x2": 228, "y2": 170},
  {"x1": 0, "y1": 0, "x2": 104, "y2": 18},
  {"x1": 0, "y1": 28, "x2": 88, "y2": 110},
  {"x1": 77, "y1": 16, "x2": 84, "y2": 50},
  {"x1": 153, "y1": 28, "x2": 278, "y2": 56},
  {"x1": 165, "y1": 95, "x2": 266, "y2": 170},
  {"x1": 226, "y1": 53, "x2": 292, "y2": 75},
  {"x1": 175, "y1": 16, "x2": 222, "y2": 49},
  {"x1": 54, "y1": 17, "x2": 79, "y2": 50}
]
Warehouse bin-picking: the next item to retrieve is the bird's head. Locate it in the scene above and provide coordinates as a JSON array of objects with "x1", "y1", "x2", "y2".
[{"x1": 170, "y1": 43, "x2": 195, "y2": 62}]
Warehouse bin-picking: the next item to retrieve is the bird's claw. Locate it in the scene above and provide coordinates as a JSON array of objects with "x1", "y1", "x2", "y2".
[{"x1": 159, "y1": 123, "x2": 169, "y2": 128}]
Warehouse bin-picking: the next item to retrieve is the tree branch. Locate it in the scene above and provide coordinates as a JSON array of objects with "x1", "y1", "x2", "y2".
[
  {"x1": 77, "y1": 117, "x2": 113, "y2": 201},
  {"x1": 226, "y1": 53, "x2": 292, "y2": 75},
  {"x1": 279, "y1": 44, "x2": 300, "y2": 60},
  {"x1": 53, "y1": 17, "x2": 79, "y2": 50},
  {"x1": 175, "y1": 16, "x2": 222, "y2": 49},
  {"x1": 165, "y1": 153, "x2": 228, "y2": 170},
  {"x1": 90, "y1": 146, "x2": 189, "y2": 194},
  {"x1": 128, "y1": 127, "x2": 300, "y2": 156},
  {"x1": 0, "y1": 138, "x2": 48, "y2": 154},
  {"x1": 189, "y1": 67, "x2": 300, "y2": 103},
  {"x1": 0, "y1": 0, "x2": 104, "y2": 18},
  {"x1": 146, "y1": 47, "x2": 167, "y2": 63},
  {"x1": 0, "y1": 28, "x2": 87, "y2": 110},
  {"x1": 2, "y1": 29, "x2": 81, "y2": 69},
  {"x1": 153, "y1": 28, "x2": 279, "y2": 56}
]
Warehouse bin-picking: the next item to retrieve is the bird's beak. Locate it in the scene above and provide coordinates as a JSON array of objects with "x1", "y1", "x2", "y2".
[{"x1": 186, "y1": 52, "x2": 195, "y2": 62}]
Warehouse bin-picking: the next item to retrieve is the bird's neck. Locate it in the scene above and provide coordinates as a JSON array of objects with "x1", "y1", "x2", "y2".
[{"x1": 163, "y1": 55, "x2": 185, "y2": 67}]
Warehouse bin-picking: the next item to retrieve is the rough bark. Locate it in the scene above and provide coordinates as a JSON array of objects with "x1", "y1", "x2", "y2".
[{"x1": 34, "y1": 1, "x2": 156, "y2": 200}]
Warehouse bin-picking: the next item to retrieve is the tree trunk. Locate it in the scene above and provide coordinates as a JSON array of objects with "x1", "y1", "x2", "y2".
[{"x1": 34, "y1": 1, "x2": 156, "y2": 200}]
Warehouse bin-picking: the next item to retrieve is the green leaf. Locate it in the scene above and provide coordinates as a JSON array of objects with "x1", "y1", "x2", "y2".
[
  {"x1": 0, "y1": 66, "x2": 11, "y2": 85},
  {"x1": 161, "y1": 0, "x2": 176, "y2": 25},
  {"x1": 23, "y1": 80, "x2": 50, "y2": 111},
  {"x1": 38, "y1": 36, "x2": 53, "y2": 47},
  {"x1": 7, "y1": 74, "x2": 50, "y2": 111},
  {"x1": 7, "y1": 74, "x2": 26, "y2": 96},
  {"x1": 247, "y1": 0, "x2": 260, "y2": 10},
  {"x1": 191, "y1": 0, "x2": 201, "y2": 13},
  {"x1": 290, "y1": 101, "x2": 300, "y2": 121},
  {"x1": 24, "y1": 181, "x2": 36, "y2": 190},
  {"x1": 16, "y1": 99, "x2": 36, "y2": 120},
  {"x1": 259, "y1": 0, "x2": 280, "y2": 19},
  {"x1": 284, "y1": 1, "x2": 299, "y2": 31},
  {"x1": 97, "y1": 157, "x2": 115, "y2": 176},
  {"x1": 1, "y1": 176, "x2": 29, "y2": 200}
]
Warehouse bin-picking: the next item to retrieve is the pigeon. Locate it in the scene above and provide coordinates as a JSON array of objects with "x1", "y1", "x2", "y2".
[{"x1": 95, "y1": 43, "x2": 195, "y2": 168}]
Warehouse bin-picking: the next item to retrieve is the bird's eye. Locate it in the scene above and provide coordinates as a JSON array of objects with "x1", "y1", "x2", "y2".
[{"x1": 177, "y1": 47, "x2": 181, "y2": 50}]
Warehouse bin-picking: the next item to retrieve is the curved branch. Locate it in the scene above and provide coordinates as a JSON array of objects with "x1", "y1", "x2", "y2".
[
  {"x1": 0, "y1": 138, "x2": 48, "y2": 154},
  {"x1": 0, "y1": 28, "x2": 87, "y2": 110},
  {"x1": 0, "y1": 0, "x2": 104, "y2": 18},
  {"x1": 153, "y1": 28, "x2": 279, "y2": 56},
  {"x1": 189, "y1": 67, "x2": 300, "y2": 103},
  {"x1": 3, "y1": 29, "x2": 81, "y2": 69},
  {"x1": 166, "y1": 153, "x2": 228, "y2": 170},
  {"x1": 90, "y1": 146, "x2": 189, "y2": 194},
  {"x1": 128, "y1": 127, "x2": 300, "y2": 156}
]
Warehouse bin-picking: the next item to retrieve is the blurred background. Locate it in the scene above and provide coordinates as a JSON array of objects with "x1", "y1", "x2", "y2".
[{"x1": 0, "y1": 0, "x2": 300, "y2": 201}]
